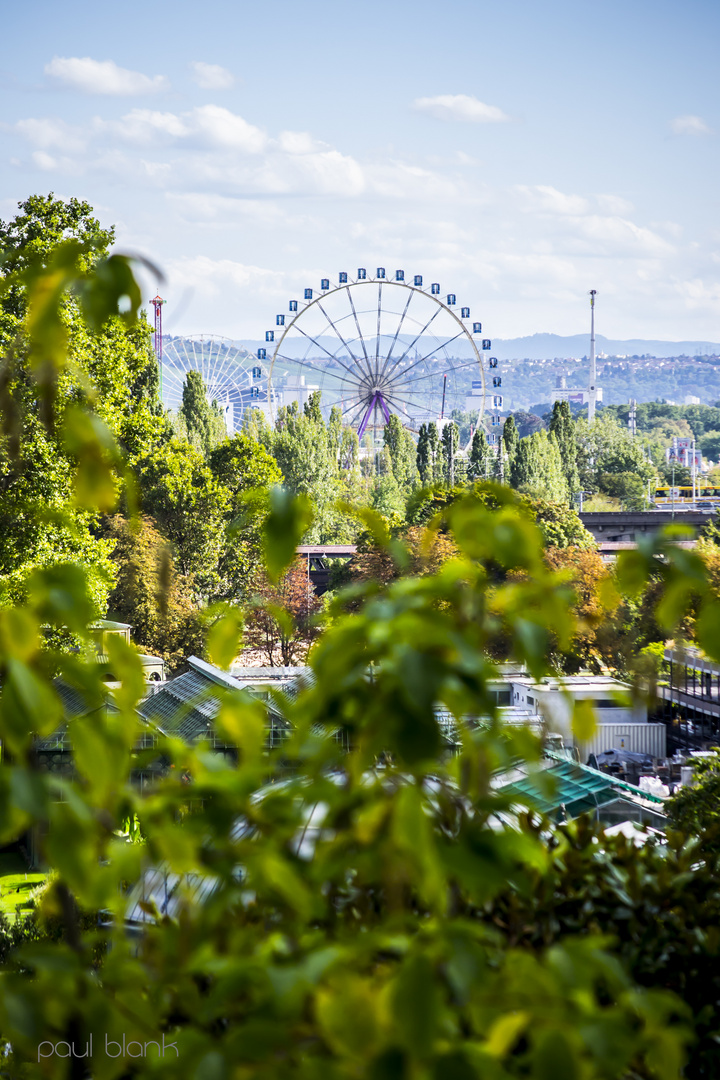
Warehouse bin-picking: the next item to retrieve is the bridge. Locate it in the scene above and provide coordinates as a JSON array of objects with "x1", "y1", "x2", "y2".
[
  {"x1": 579, "y1": 509, "x2": 712, "y2": 547},
  {"x1": 297, "y1": 545, "x2": 357, "y2": 593},
  {"x1": 297, "y1": 511, "x2": 715, "y2": 589}
]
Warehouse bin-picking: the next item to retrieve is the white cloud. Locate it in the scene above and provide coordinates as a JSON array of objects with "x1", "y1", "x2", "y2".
[
  {"x1": 189, "y1": 61, "x2": 235, "y2": 90},
  {"x1": 191, "y1": 105, "x2": 267, "y2": 152},
  {"x1": 45, "y1": 57, "x2": 168, "y2": 95},
  {"x1": 15, "y1": 117, "x2": 87, "y2": 153},
  {"x1": 670, "y1": 114, "x2": 712, "y2": 136},
  {"x1": 516, "y1": 185, "x2": 589, "y2": 216},
  {"x1": 595, "y1": 193, "x2": 634, "y2": 215},
  {"x1": 413, "y1": 94, "x2": 511, "y2": 124},
  {"x1": 31, "y1": 150, "x2": 58, "y2": 171},
  {"x1": 277, "y1": 130, "x2": 325, "y2": 155},
  {"x1": 112, "y1": 109, "x2": 191, "y2": 144}
]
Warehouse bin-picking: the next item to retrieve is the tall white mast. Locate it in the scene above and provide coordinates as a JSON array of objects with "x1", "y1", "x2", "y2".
[{"x1": 588, "y1": 289, "x2": 597, "y2": 424}]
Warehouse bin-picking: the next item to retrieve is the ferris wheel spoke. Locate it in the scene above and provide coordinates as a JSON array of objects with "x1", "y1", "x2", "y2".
[
  {"x1": 344, "y1": 287, "x2": 375, "y2": 382},
  {"x1": 289, "y1": 324, "x2": 368, "y2": 385},
  {"x1": 207, "y1": 342, "x2": 226, "y2": 398},
  {"x1": 273, "y1": 349, "x2": 362, "y2": 393},
  {"x1": 386, "y1": 331, "x2": 469, "y2": 386},
  {"x1": 316, "y1": 301, "x2": 369, "y2": 382},
  {"x1": 375, "y1": 282, "x2": 382, "y2": 374},
  {"x1": 377, "y1": 289, "x2": 414, "y2": 382},
  {"x1": 213, "y1": 346, "x2": 238, "y2": 404},
  {"x1": 390, "y1": 357, "x2": 483, "y2": 392},
  {"x1": 382, "y1": 387, "x2": 436, "y2": 415},
  {"x1": 386, "y1": 306, "x2": 444, "y2": 375},
  {"x1": 337, "y1": 396, "x2": 367, "y2": 422}
]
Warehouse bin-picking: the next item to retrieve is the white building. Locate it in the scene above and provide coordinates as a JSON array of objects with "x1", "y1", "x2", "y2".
[{"x1": 493, "y1": 667, "x2": 665, "y2": 760}]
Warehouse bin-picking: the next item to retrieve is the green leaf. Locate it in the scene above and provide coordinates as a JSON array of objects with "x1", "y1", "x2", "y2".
[
  {"x1": 572, "y1": 699, "x2": 597, "y2": 743},
  {"x1": 316, "y1": 977, "x2": 383, "y2": 1059},
  {"x1": 615, "y1": 548, "x2": 652, "y2": 597},
  {"x1": 216, "y1": 696, "x2": 266, "y2": 763},
  {"x1": 263, "y1": 486, "x2": 314, "y2": 584},
  {"x1": 485, "y1": 1011, "x2": 529, "y2": 1057},
  {"x1": 105, "y1": 634, "x2": 146, "y2": 712},
  {"x1": 27, "y1": 562, "x2": 96, "y2": 634},
  {"x1": 70, "y1": 718, "x2": 127, "y2": 799},
  {"x1": 1, "y1": 658, "x2": 63, "y2": 744},
  {"x1": 391, "y1": 954, "x2": 438, "y2": 1060},
  {"x1": 0, "y1": 608, "x2": 40, "y2": 662},
  {"x1": 532, "y1": 1028, "x2": 579, "y2": 1080},
  {"x1": 207, "y1": 611, "x2": 244, "y2": 670},
  {"x1": 695, "y1": 601, "x2": 720, "y2": 664}
]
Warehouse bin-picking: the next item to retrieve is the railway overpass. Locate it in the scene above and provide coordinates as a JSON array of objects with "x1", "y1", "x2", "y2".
[
  {"x1": 579, "y1": 509, "x2": 712, "y2": 546},
  {"x1": 297, "y1": 511, "x2": 715, "y2": 589}
]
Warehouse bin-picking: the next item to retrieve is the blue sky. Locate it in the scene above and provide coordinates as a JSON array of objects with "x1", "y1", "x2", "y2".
[{"x1": 1, "y1": 0, "x2": 718, "y2": 343}]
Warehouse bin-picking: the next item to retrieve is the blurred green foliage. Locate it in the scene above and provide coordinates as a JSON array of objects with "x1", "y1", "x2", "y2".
[{"x1": 3, "y1": 200, "x2": 720, "y2": 1080}]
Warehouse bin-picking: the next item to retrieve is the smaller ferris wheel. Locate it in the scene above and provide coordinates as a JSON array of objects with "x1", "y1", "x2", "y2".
[
  {"x1": 259, "y1": 269, "x2": 503, "y2": 440},
  {"x1": 160, "y1": 335, "x2": 272, "y2": 435}
]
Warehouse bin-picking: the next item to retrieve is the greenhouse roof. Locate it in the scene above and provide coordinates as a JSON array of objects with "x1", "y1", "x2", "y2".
[{"x1": 499, "y1": 758, "x2": 633, "y2": 820}]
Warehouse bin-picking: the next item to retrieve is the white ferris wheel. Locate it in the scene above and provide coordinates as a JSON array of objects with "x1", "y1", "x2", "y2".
[{"x1": 260, "y1": 269, "x2": 502, "y2": 441}]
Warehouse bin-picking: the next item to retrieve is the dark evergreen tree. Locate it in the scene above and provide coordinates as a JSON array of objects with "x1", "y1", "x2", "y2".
[
  {"x1": 180, "y1": 370, "x2": 225, "y2": 458},
  {"x1": 550, "y1": 400, "x2": 579, "y2": 494},
  {"x1": 427, "y1": 421, "x2": 443, "y2": 483},
  {"x1": 384, "y1": 414, "x2": 419, "y2": 493},
  {"x1": 468, "y1": 427, "x2": 491, "y2": 481},
  {"x1": 502, "y1": 416, "x2": 519, "y2": 465},
  {"x1": 416, "y1": 423, "x2": 430, "y2": 484}
]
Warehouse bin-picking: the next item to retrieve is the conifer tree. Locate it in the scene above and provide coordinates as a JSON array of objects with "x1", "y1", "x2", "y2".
[
  {"x1": 180, "y1": 370, "x2": 226, "y2": 458},
  {"x1": 550, "y1": 400, "x2": 579, "y2": 495},
  {"x1": 441, "y1": 421, "x2": 460, "y2": 484},
  {"x1": 468, "y1": 427, "x2": 491, "y2": 481},
  {"x1": 416, "y1": 423, "x2": 430, "y2": 484},
  {"x1": 383, "y1": 414, "x2": 419, "y2": 493},
  {"x1": 427, "y1": 421, "x2": 443, "y2": 483},
  {"x1": 502, "y1": 416, "x2": 519, "y2": 466}
]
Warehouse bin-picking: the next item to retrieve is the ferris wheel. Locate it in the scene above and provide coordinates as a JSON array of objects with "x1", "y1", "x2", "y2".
[
  {"x1": 161, "y1": 335, "x2": 270, "y2": 434},
  {"x1": 261, "y1": 269, "x2": 502, "y2": 440}
]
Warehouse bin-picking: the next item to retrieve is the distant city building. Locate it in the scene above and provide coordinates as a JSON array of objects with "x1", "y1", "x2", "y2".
[
  {"x1": 275, "y1": 375, "x2": 319, "y2": 411},
  {"x1": 666, "y1": 436, "x2": 702, "y2": 470},
  {"x1": 684, "y1": 394, "x2": 700, "y2": 405}
]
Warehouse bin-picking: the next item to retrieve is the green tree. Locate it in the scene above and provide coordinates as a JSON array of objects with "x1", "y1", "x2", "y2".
[
  {"x1": 550, "y1": 400, "x2": 579, "y2": 494},
  {"x1": 427, "y1": 420, "x2": 443, "y2": 483},
  {"x1": 384, "y1": 414, "x2": 419, "y2": 493},
  {"x1": 0, "y1": 194, "x2": 162, "y2": 618},
  {"x1": 5, "y1": 210, "x2": 719, "y2": 1080},
  {"x1": 179, "y1": 370, "x2": 226, "y2": 457},
  {"x1": 209, "y1": 433, "x2": 283, "y2": 601},
  {"x1": 667, "y1": 754, "x2": 720, "y2": 854},
  {"x1": 467, "y1": 427, "x2": 491, "y2": 481},
  {"x1": 441, "y1": 420, "x2": 459, "y2": 484},
  {"x1": 102, "y1": 514, "x2": 205, "y2": 669},
  {"x1": 135, "y1": 437, "x2": 229, "y2": 598},
  {"x1": 416, "y1": 422, "x2": 430, "y2": 484},
  {"x1": 576, "y1": 412, "x2": 655, "y2": 498},
  {"x1": 502, "y1": 414, "x2": 519, "y2": 467},
  {"x1": 510, "y1": 429, "x2": 569, "y2": 503},
  {"x1": 371, "y1": 446, "x2": 405, "y2": 520}
]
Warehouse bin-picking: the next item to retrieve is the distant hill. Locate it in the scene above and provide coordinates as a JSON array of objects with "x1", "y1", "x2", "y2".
[
  {"x1": 486, "y1": 334, "x2": 720, "y2": 361},
  {"x1": 236, "y1": 334, "x2": 720, "y2": 361}
]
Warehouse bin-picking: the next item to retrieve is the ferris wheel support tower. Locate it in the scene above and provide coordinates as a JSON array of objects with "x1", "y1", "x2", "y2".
[{"x1": 150, "y1": 294, "x2": 166, "y2": 398}]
